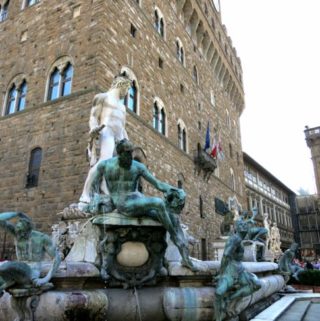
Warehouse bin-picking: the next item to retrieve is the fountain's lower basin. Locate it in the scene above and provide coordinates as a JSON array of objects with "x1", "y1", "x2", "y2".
[{"x1": 0, "y1": 261, "x2": 284, "y2": 321}]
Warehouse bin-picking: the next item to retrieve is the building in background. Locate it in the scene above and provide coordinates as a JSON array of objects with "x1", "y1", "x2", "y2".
[
  {"x1": 295, "y1": 195, "x2": 320, "y2": 259},
  {"x1": 293, "y1": 126, "x2": 320, "y2": 260},
  {"x1": 0, "y1": 1, "x2": 246, "y2": 259},
  {"x1": 243, "y1": 152, "x2": 295, "y2": 250},
  {"x1": 305, "y1": 126, "x2": 320, "y2": 195}
]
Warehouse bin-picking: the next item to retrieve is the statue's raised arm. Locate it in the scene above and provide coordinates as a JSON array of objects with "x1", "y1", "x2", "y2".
[
  {"x1": 0, "y1": 212, "x2": 30, "y2": 236},
  {"x1": 0, "y1": 212, "x2": 61, "y2": 294},
  {"x1": 140, "y1": 164, "x2": 175, "y2": 194}
]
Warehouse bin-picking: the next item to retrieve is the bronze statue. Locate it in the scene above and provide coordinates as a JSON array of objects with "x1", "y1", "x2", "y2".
[
  {"x1": 0, "y1": 212, "x2": 61, "y2": 295},
  {"x1": 240, "y1": 208, "x2": 268, "y2": 243},
  {"x1": 278, "y1": 243, "x2": 304, "y2": 281},
  {"x1": 88, "y1": 139, "x2": 196, "y2": 271},
  {"x1": 214, "y1": 217, "x2": 261, "y2": 321}
]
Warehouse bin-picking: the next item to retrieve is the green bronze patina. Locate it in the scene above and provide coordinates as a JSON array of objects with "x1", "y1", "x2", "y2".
[
  {"x1": 240, "y1": 208, "x2": 268, "y2": 243},
  {"x1": 236, "y1": 208, "x2": 268, "y2": 262},
  {"x1": 278, "y1": 242, "x2": 304, "y2": 281},
  {"x1": 87, "y1": 139, "x2": 196, "y2": 272},
  {"x1": 214, "y1": 216, "x2": 262, "y2": 321},
  {"x1": 0, "y1": 212, "x2": 61, "y2": 295}
]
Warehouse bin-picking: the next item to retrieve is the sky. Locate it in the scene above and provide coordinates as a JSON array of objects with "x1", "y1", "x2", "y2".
[{"x1": 220, "y1": 0, "x2": 319, "y2": 194}]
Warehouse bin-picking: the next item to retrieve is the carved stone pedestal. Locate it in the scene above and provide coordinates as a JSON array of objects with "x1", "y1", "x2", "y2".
[
  {"x1": 242, "y1": 240, "x2": 265, "y2": 262},
  {"x1": 92, "y1": 212, "x2": 167, "y2": 288},
  {"x1": 212, "y1": 237, "x2": 228, "y2": 261}
]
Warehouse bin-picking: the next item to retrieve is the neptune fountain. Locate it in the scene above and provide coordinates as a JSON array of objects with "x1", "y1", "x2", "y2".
[{"x1": 0, "y1": 74, "x2": 287, "y2": 321}]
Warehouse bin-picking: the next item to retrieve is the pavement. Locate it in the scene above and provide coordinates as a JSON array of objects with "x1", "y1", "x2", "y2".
[{"x1": 251, "y1": 293, "x2": 320, "y2": 321}]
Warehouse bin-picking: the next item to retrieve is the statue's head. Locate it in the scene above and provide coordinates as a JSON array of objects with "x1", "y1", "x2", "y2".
[
  {"x1": 116, "y1": 139, "x2": 134, "y2": 169},
  {"x1": 111, "y1": 73, "x2": 132, "y2": 98},
  {"x1": 164, "y1": 188, "x2": 186, "y2": 214},
  {"x1": 290, "y1": 242, "x2": 298, "y2": 252},
  {"x1": 14, "y1": 217, "x2": 33, "y2": 240},
  {"x1": 235, "y1": 217, "x2": 248, "y2": 235},
  {"x1": 241, "y1": 210, "x2": 249, "y2": 219}
]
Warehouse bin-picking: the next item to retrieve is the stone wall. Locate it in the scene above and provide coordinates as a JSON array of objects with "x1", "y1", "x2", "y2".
[{"x1": 0, "y1": 0, "x2": 246, "y2": 259}]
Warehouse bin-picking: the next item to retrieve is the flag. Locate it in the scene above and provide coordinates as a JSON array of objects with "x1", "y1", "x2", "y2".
[
  {"x1": 211, "y1": 131, "x2": 224, "y2": 160},
  {"x1": 217, "y1": 134, "x2": 224, "y2": 160},
  {"x1": 210, "y1": 136, "x2": 217, "y2": 157},
  {"x1": 204, "y1": 122, "x2": 210, "y2": 151}
]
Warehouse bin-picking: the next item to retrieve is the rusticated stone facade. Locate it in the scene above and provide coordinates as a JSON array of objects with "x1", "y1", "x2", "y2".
[{"x1": 0, "y1": 0, "x2": 245, "y2": 259}]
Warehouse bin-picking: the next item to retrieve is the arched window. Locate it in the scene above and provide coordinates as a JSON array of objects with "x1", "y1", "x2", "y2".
[
  {"x1": 48, "y1": 68, "x2": 60, "y2": 101},
  {"x1": 199, "y1": 195, "x2": 204, "y2": 218},
  {"x1": 153, "y1": 103, "x2": 159, "y2": 131},
  {"x1": 154, "y1": 8, "x2": 165, "y2": 38},
  {"x1": 210, "y1": 90, "x2": 215, "y2": 106},
  {"x1": 177, "y1": 172, "x2": 185, "y2": 189},
  {"x1": 125, "y1": 81, "x2": 137, "y2": 112},
  {"x1": 61, "y1": 63, "x2": 73, "y2": 96},
  {"x1": 180, "y1": 47, "x2": 184, "y2": 65},
  {"x1": 176, "y1": 40, "x2": 180, "y2": 58},
  {"x1": 120, "y1": 67, "x2": 139, "y2": 114},
  {"x1": 154, "y1": 10, "x2": 159, "y2": 29},
  {"x1": 17, "y1": 80, "x2": 27, "y2": 111},
  {"x1": 211, "y1": 17, "x2": 215, "y2": 30},
  {"x1": 6, "y1": 85, "x2": 17, "y2": 115},
  {"x1": 204, "y1": 3, "x2": 208, "y2": 16},
  {"x1": 226, "y1": 109, "x2": 231, "y2": 129},
  {"x1": 182, "y1": 128, "x2": 187, "y2": 151},
  {"x1": 46, "y1": 59, "x2": 74, "y2": 101},
  {"x1": 230, "y1": 168, "x2": 236, "y2": 191},
  {"x1": 176, "y1": 38, "x2": 185, "y2": 65},
  {"x1": 159, "y1": 108, "x2": 166, "y2": 135},
  {"x1": 26, "y1": 0, "x2": 39, "y2": 8},
  {"x1": 26, "y1": 147, "x2": 42, "y2": 188},
  {"x1": 233, "y1": 120, "x2": 237, "y2": 139},
  {"x1": 160, "y1": 17, "x2": 164, "y2": 38},
  {"x1": 5, "y1": 80, "x2": 28, "y2": 115},
  {"x1": 177, "y1": 120, "x2": 187, "y2": 152},
  {"x1": 152, "y1": 98, "x2": 166, "y2": 135},
  {"x1": 229, "y1": 143, "x2": 233, "y2": 158},
  {"x1": 0, "y1": 1, "x2": 9, "y2": 22},
  {"x1": 192, "y1": 65, "x2": 198, "y2": 84}
]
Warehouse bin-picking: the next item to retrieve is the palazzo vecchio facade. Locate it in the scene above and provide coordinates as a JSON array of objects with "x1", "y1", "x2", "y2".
[{"x1": 0, "y1": 0, "x2": 245, "y2": 259}]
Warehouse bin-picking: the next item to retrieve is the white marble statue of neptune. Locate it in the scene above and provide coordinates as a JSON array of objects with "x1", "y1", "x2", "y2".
[{"x1": 79, "y1": 74, "x2": 132, "y2": 209}]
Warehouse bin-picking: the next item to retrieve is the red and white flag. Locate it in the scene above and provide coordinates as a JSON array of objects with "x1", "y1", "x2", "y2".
[
  {"x1": 210, "y1": 136, "x2": 218, "y2": 157},
  {"x1": 210, "y1": 132, "x2": 224, "y2": 160}
]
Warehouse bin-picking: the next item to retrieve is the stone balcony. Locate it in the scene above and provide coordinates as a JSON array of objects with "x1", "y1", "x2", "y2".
[{"x1": 193, "y1": 149, "x2": 217, "y2": 180}]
